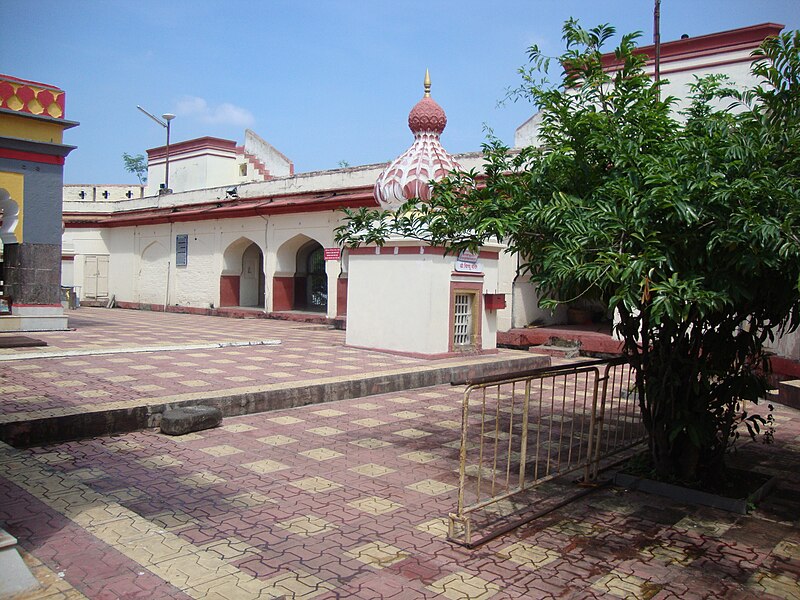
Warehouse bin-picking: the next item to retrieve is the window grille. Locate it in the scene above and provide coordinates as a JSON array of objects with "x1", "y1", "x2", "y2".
[{"x1": 454, "y1": 293, "x2": 473, "y2": 346}]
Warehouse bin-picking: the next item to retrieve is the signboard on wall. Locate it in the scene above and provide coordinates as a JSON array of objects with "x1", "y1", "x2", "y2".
[
  {"x1": 323, "y1": 248, "x2": 341, "y2": 261},
  {"x1": 176, "y1": 234, "x2": 188, "y2": 267},
  {"x1": 455, "y1": 249, "x2": 482, "y2": 273}
]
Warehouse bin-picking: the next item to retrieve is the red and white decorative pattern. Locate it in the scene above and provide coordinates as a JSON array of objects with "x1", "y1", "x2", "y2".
[{"x1": 374, "y1": 86, "x2": 461, "y2": 209}]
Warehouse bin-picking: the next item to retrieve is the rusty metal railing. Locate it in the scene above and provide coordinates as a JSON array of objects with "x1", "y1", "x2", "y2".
[{"x1": 448, "y1": 357, "x2": 644, "y2": 545}]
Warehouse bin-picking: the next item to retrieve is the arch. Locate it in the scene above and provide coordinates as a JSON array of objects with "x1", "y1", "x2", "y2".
[
  {"x1": 220, "y1": 237, "x2": 264, "y2": 308},
  {"x1": 272, "y1": 234, "x2": 328, "y2": 312},
  {"x1": 138, "y1": 240, "x2": 169, "y2": 305}
]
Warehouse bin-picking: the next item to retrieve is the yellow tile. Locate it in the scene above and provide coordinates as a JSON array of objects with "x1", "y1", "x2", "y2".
[
  {"x1": 428, "y1": 572, "x2": 500, "y2": 600},
  {"x1": 277, "y1": 515, "x2": 338, "y2": 537},
  {"x1": 154, "y1": 372, "x2": 182, "y2": 379},
  {"x1": 352, "y1": 402, "x2": 383, "y2": 411},
  {"x1": 198, "y1": 368, "x2": 225, "y2": 375},
  {"x1": 307, "y1": 426, "x2": 343, "y2": 437},
  {"x1": 400, "y1": 451, "x2": 437, "y2": 464},
  {"x1": 406, "y1": 479, "x2": 457, "y2": 496},
  {"x1": 427, "y1": 404, "x2": 458, "y2": 412},
  {"x1": 179, "y1": 379, "x2": 211, "y2": 387},
  {"x1": 348, "y1": 496, "x2": 403, "y2": 515},
  {"x1": 200, "y1": 445, "x2": 244, "y2": 457},
  {"x1": 393, "y1": 428, "x2": 431, "y2": 439},
  {"x1": 29, "y1": 371, "x2": 60, "y2": 378},
  {"x1": 76, "y1": 390, "x2": 112, "y2": 398},
  {"x1": 174, "y1": 362, "x2": 199, "y2": 367},
  {"x1": 436, "y1": 420, "x2": 462, "y2": 430},
  {"x1": 591, "y1": 571, "x2": 648, "y2": 599},
  {"x1": 350, "y1": 463, "x2": 395, "y2": 478},
  {"x1": 640, "y1": 543, "x2": 694, "y2": 566},
  {"x1": 302, "y1": 368, "x2": 330, "y2": 374},
  {"x1": 83, "y1": 367, "x2": 113, "y2": 374},
  {"x1": 8, "y1": 364, "x2": 41, "y2": 370},
  {"x1": 237, "y1": 365, "x2": 262, "y2": 371},
  {"x1": 130, "y1": 365, "x2": 158, "y2": 371},
  {"x1": 210, "y1": 359, "x2": 236, "y2": 364},
  {"x1": 288, "y1": 477, "x2": 342, "y2": 494},
  {"x1": 132, "y1": 384, "x2": 165, "y2": 392},
  {"x1": 225, "y1": 376, "x2": 253, "y2": 382},
  {"x1": 256, "y1": 435, "x2": 297, "y2": 446},
  {"x1": 498, "y1": 542, "x2": 560, "y2": 569},
  {"x1": 774, "y1": 540, "x2": 800, "y2": 560},
  {"x1": 748, "y1": 571, "x2": 800, "y2": 599},
  {"x1": 419, "y1": 392, "x2": 448, "y2": 399},
  {"x1": 168, "y1": 432, "x2": 204, "y2": 442},
  {"x1": 105, "y1": 375, "x2": 137, "y2": 383},
  {"x1": 312, "y1": 409, "x2": 346, "y2": 417},
  {"x1": 416, "y1": 518, "x2": 450, "y2": 538},
  {"x1": 350, "y1": 438, "x2": 393, "y2": 449},
  {"x1": 299, "y1": 447, "x2": 343, "y2": 461},
  {"x1": 391, "y1": 411, "x2": 425, "y2": 420},
  {"x1": 241, "y1": 459, "x2": 289, "y2": 474},
  {"x1": 149, "y1": 510, "x2": 197, "y2": 530},
  {"x1": 52, "y1": 380, "x2": 86, "y2": 388},
  {"x1": 345, "y1": 541, "x2": 409, "y2": 568},
  {"x1": 244, "y1": 356, "x2": 270, "y2": 362},
  {"x1": 352, "y1": 418, "x2": 386, "y2": 427},
  {"x1": 220, "y1": 423, "x2": 257, "y2": 433},
  {"x1": 274, "y1": 362, "x2": 300, "y2": 367},
  {"x1": 200, "y1": 537, "x2": 260, "y2": 561},
  {"x1": 268, "y1": 416, "x2": 304, "y2": 425},
  {"x1": 385, "y1": 396, "x2": 417, "y2": 404}
]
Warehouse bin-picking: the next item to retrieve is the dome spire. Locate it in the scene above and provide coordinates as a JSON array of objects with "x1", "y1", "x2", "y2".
[{"x1": 424, "y1": 69, "x2": 431, "y2": 98}]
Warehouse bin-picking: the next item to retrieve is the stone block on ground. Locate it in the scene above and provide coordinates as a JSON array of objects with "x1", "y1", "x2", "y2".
[{"x1": 160, "y1": 405, "x2": 222, "y2": 435}]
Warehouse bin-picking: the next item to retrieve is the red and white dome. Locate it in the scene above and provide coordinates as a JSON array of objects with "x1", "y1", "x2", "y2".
[{"x1": 374, "y1": 70, "x2": 461, "y2": 209}]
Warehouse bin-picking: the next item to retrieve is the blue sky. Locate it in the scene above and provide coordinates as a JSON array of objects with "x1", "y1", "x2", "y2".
[{"x1": 2, "y1": 1, "x2": 798, "y2": 184}]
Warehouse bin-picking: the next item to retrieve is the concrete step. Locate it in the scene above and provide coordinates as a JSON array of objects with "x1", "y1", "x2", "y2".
[
  {"x1": 529, "y1": 345, "x2": 581, "y2": 359},
  {"x1": 778, "y1": 380, "x2": 800, "y2": 410},
  {"x1": 0, "y1": 352, "x2": 550, "y2": 448}
]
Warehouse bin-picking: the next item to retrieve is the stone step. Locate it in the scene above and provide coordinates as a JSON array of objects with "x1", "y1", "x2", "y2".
[
  {"x1": 529, "y1": 345, "x2": 581, "y2": 359},
  {"x1": 778, "y1": 379, "x2": 800, "y2": 410}
]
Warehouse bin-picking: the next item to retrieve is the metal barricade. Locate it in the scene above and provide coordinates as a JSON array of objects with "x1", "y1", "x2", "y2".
[{"x1": 448, "y1": 357, "x2": 645, "y2": 545}]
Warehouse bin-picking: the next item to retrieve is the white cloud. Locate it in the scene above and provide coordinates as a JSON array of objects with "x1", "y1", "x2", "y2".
[{"x1": 175, "y1": 96, "x2": 255, "y2": 127}]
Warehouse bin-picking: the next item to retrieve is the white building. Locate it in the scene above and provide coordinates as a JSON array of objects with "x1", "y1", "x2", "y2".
[{"x1": 60, "y1": 22, "x2": 798, "y2": 369}]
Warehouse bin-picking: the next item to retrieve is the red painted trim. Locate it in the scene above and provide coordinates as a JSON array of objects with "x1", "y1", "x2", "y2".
[
  {"x1": 601, "y1": 22, "x2": 783, "y2": 70},
  {"x1": 770, "y1": 356, "x2": 800, "y2": 379},
  {"x1": 272, "y1": 276, "x2": 295, "y2": 311},
  {"x1": 63, "y1": 188, "x2": 379, "y2": 228},
  {"x1": 451, "y1": 272, "x2": 485, "y2": 279},
  {"x1": 147, "y1": 136, "x2": 237, "y2": 160},
  {"x1": 0, "y1": 148, "x2": 64, "y2": 165},
  {"x1": 61, "y1": 255, "x2": 75, "y2": 261},
  {"x1": 219, "y1": 275, "x2": 240, "y2": 307},
  {"x1": 349, "y1": 246, "x2": 499, "y2": 259},
  {"x1": 336, "y1": 277, "x2": 348, "y2": 317}
]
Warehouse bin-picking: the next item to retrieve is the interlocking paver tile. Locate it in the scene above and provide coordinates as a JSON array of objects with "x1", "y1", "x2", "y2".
[
  {"x1": 257, "y1": 434, "x2": 297, "y2": 446},
  {"x1": 199, "y1": 444, "x2": 245, "y2": 457},
  {"x1": 268, "y1": 416, "x2": 305, "y2": 425},
  {"x1": 427, "y1": 572, "x2": 501, "y2": 600},
  {"x1": 406, "y1": 479, "x2": 457, "y2": 496},
  {"x1": 345, "y1": 541, "x2": 410, "y2": 568},
  {"x1": 307, "y1": 426, "x2": 343, "y2": 437},
  {"x1": 299, "y1": 447, "x2": 344, "y2": 461},
  {"x1": 221, "y1": 423, "x2": 258, "y2": 433},
  {"x1": 591, "y1": 571, "x2": 651, "y2": 599},
  {"x1": 351, "y1": 418, "x2": 386, "y2": 427},
  {"x1": 277, "y1": 515, "x2": 338, "y2": 537},
  {"x1": 350, "y1": 438, "x2": 393, "y2": 449},
  {"x1": 348, "y1": 496, "x2": 403, "y2": 515},
  {"x1": 288, "y1": 477, "x2": 342, "y2": 493},
  {"x1": 241, "y1": 459, "x2": 289, "y2": 474},
  {"x1": 498, "y1": 541, "x2": 560, "y2": 569},
  {"x1": 349, "y1": 463, "x2": 396, "y2": 478},
  {"x1": 399, "y1": 451, "x2": 438, "y2": 464}
]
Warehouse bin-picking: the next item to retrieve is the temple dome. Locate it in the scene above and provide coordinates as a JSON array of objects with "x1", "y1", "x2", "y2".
[{"x1": 374, "y1": 70, "x2": 461, "y2": 209}]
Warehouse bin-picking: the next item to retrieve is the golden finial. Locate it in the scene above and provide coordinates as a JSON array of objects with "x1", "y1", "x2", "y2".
[{"x1": 424, "y1": 69, "x2": 431, "y2": 97}]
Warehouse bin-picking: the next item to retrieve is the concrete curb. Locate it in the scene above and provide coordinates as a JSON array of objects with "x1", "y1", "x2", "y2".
[{"x1": 0, "y1": 353, "x2": 550, "y2": 447}]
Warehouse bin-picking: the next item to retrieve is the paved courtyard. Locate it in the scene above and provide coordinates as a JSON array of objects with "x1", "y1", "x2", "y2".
[{"x1": 0, "y1": 308, "x2": 798, "y2": 599}]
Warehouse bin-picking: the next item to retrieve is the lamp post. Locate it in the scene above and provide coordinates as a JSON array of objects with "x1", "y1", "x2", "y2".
[{"x1": 137, "y1": 106, "x2": 176, "y2": 194}]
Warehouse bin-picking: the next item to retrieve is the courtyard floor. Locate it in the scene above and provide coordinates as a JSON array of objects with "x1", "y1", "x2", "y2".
[{"x1": 0, "y1": 308, "x2": 798, "y2": 599}]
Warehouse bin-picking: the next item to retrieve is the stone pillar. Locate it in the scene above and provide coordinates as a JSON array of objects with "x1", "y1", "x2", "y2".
[{"x1": 3, "y1": 243, "x2": 62, "y2": 305}]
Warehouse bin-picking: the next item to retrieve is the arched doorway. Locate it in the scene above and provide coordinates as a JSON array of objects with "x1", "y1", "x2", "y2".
[
  {"x1": 295, "y1": 240, "x2": 327, "y2": 311},
  {"x1": 220, "y1": 238, "x2": 264, "y2": 308}
]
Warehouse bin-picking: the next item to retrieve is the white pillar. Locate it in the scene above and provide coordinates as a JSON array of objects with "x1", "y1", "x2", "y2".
[{"x1": 325, "y1": 258, "x2": 341, "y2": 319}]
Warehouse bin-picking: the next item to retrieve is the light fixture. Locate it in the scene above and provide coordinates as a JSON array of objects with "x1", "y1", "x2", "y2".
[
  {"x1": 226, "y1": 186, "x2": 238, "y2": 198},
  {"x1": 137, "y1": 106, "x2": 176, "y2": 194}
]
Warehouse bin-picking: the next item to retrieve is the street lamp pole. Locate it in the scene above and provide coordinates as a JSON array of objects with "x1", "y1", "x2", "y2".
[{"x1": 137, "y1": 106, "x2": 176, "y2": 194}]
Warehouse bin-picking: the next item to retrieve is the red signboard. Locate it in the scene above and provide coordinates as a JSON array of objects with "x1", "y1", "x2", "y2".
[{"x1": 323, "y1": 248, "x2": 341, "y2": 261}]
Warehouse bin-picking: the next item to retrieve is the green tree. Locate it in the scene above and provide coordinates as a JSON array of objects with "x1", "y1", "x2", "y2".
[
  {"x1": 122, "y1": 152, "x2": 147, "y2": 184},
  {"x1": 337, "y1": 22, "x2": 800, "y2": 485}
]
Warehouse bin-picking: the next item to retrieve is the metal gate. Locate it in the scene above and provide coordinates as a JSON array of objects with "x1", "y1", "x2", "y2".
[{"x1": 448, "y1": 357, "x2": 645, "y2": 545}]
